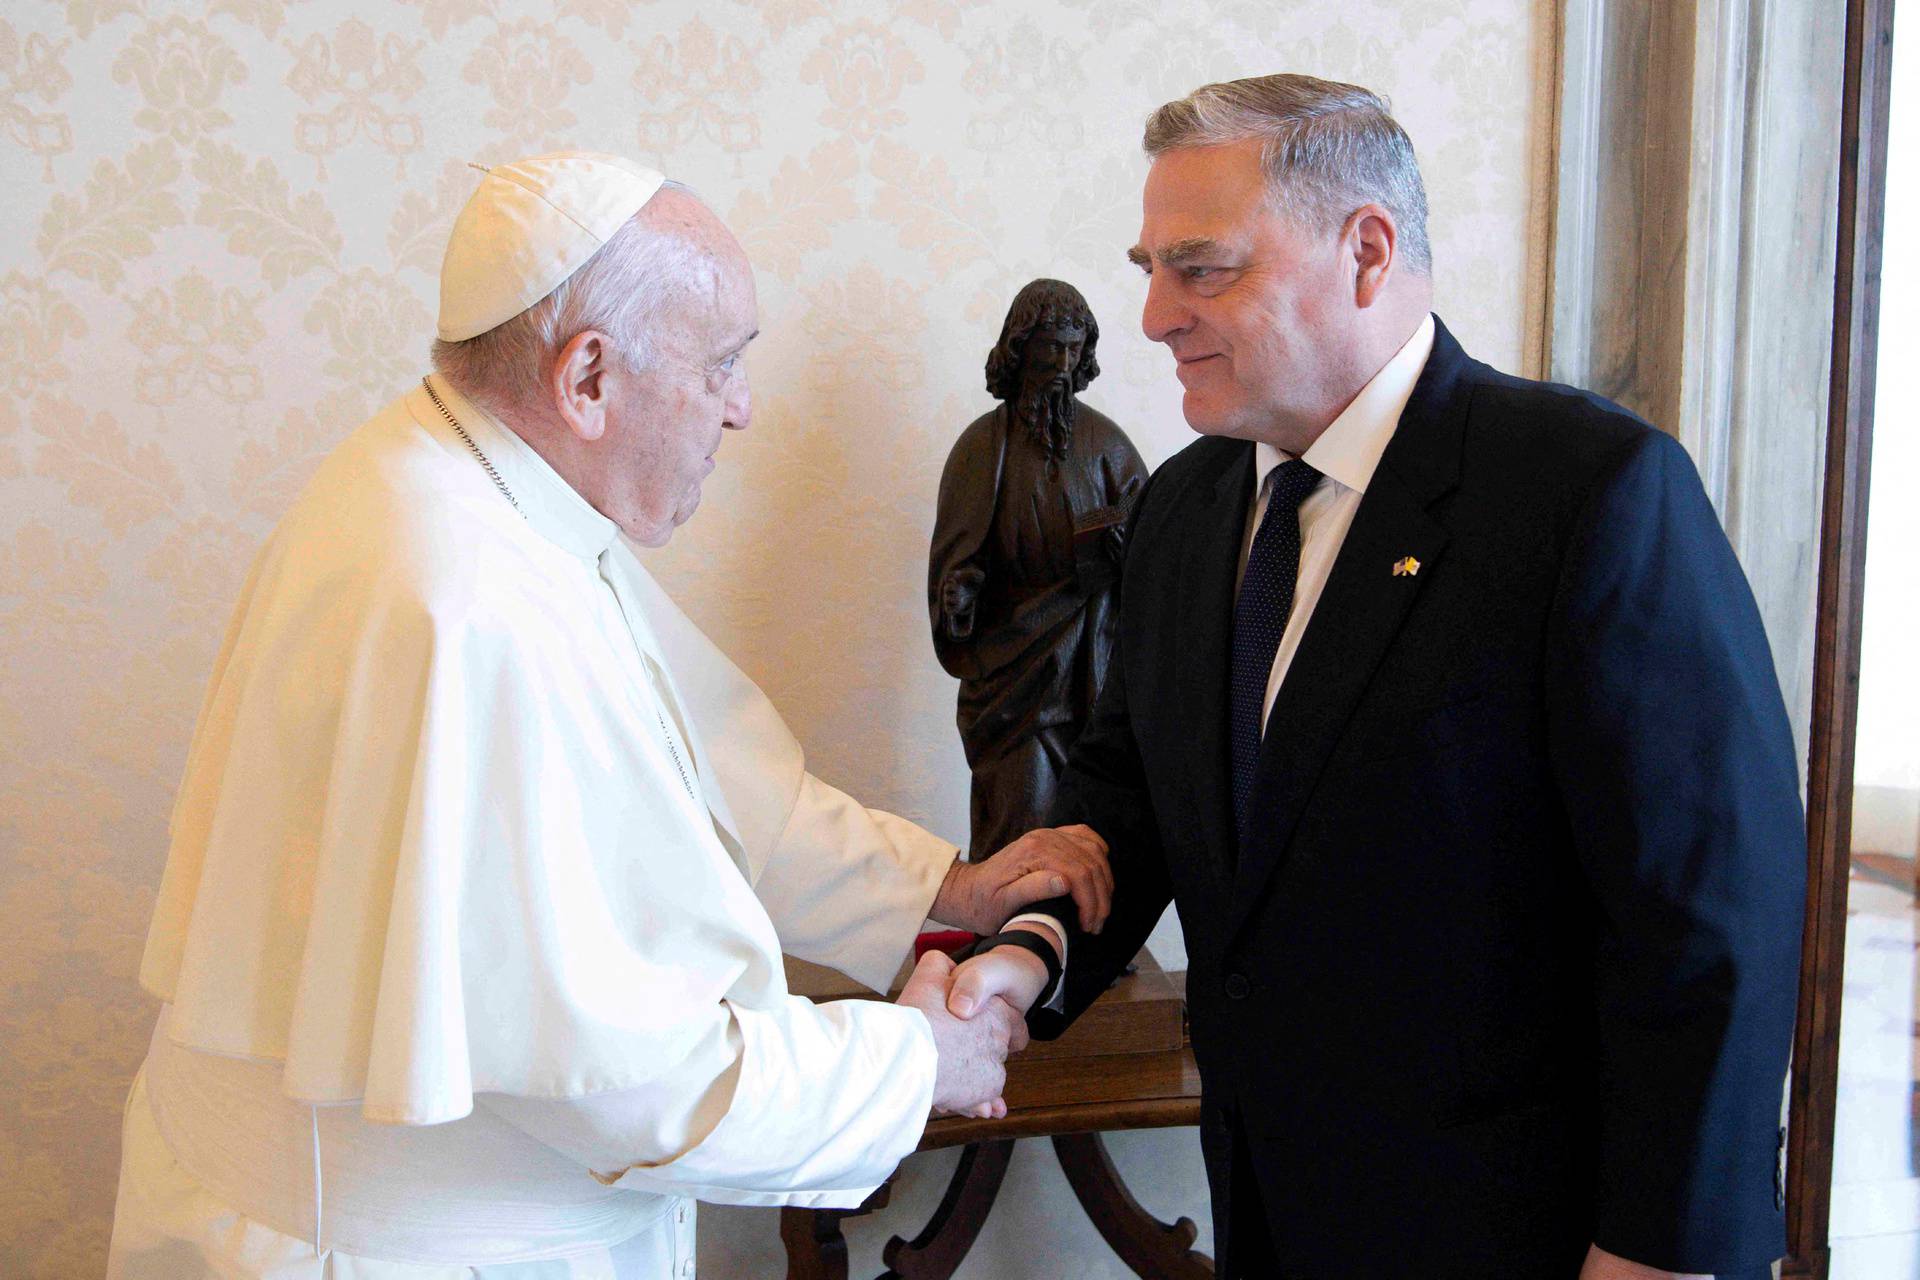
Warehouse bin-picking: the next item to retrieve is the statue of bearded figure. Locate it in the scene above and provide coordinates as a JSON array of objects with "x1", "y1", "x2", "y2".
[{"x1": 929, "y1": 279, "x2": 1149, "y2": 861}]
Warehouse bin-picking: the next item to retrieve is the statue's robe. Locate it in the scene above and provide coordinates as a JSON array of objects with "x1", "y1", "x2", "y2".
[{"x1": 928, "y1": 401, "x2": 1147, "y2": 859}]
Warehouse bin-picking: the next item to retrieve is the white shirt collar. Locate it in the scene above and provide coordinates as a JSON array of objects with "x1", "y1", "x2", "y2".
[
  {"x1": 419, "y1": 374, "x2": 620, "y2": 564},
  {"x1": 1253, "y1": 312, "x2": 1437, "y2": 496}
]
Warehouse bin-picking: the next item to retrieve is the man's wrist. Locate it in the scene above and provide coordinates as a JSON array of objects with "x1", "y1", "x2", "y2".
[
  {"x1": 1003, "y1": 915, "x2": 1068, "y2": 1014},
  {"x1": 1002, "y1": 916, "x2": 1064, "y2": 962},
  {"x1": 1006, "y1": 921, "x2": 1067, "y2": 959},
  {"x1": 966, "y1": 927, "x2": 1063, "y2": 1006}
]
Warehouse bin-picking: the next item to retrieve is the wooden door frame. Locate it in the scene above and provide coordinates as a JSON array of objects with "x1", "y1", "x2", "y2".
[
  {"x1": 1781, "y1": 0, "x2": 1897, "y2": 1275},
  {"x1": 1545, "y1": 0, "x2": 1847, "y2": 775}
]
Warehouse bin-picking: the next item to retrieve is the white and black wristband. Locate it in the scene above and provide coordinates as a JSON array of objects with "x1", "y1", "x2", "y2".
[{"x1": 963, "y1": 928, "x2": 1064, "y2": 1008}]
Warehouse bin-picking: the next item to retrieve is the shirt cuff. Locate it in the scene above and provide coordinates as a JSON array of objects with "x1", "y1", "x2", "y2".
[{"x1": 1003, "y1": 913, "x2": 1068, "y2": 1013}]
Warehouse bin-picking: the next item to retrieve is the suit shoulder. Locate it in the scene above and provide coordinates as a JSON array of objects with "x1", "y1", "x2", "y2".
[
  {"x1": 1149, "y1": 433, "x2": 1241, "y2": 494},
  {"x1": 1465, "y1": 365, "x2": 1670, "y2": 487},
  {"x1": 1114, "y1": 434, "x2": 1240, "y2": 556},
  {"x1": 1129, "y1": 432, "x2": 1223, "y2": 499},
  {"x1": 1453, "y1": 366, "x2": 1715, "y2": 566}
]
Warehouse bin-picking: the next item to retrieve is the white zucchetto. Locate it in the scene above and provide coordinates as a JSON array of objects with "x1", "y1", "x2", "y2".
[{"x1": 437, "y1": 151, "x2": 667, "y2": 342}]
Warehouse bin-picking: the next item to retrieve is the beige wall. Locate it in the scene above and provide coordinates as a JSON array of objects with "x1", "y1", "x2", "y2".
[{"x1": 0, "y1": 1, "x2": 1552, "y2": 1274}]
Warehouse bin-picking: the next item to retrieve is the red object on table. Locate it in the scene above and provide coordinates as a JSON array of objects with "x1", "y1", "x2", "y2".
[{"x1": 913, "y1": 930, "x2": 979, "y2": 961}]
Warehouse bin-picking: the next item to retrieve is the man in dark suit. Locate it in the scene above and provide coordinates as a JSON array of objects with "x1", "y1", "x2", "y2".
[{"x1": 947, "y1": 74, "x2": 1805, "y2": 1280}]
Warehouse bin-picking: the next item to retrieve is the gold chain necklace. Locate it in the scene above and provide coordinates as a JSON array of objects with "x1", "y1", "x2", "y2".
[
  {"x1": 422, "y1": 376, "x2": 524, "y2": 516},
  {"x1": 418, "y1": 377, "x2": 696, "y2": 801}
]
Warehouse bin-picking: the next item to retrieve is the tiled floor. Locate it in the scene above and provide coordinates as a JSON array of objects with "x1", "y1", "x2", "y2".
[{"x1": 1830, "y1": 853, "x2": 1920, "y2": 1277}]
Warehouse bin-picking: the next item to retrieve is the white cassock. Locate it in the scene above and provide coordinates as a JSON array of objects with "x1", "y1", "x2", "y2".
[{"x1": 106, "y1": 374, "x2": 957, "y2": 1278}]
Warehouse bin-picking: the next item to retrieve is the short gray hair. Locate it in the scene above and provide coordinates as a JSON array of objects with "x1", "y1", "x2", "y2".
[
  {"x1": 431, "y1": 179, "x2": 716, "y2": 413},
  {"x1": 1144, "y1": 74, "x2": 1432, "y2": 275}
]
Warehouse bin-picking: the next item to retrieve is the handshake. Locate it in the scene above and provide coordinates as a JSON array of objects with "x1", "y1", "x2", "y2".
[{"x1": 898, "y1": 824, "x2": 1113, "y2": 1118}]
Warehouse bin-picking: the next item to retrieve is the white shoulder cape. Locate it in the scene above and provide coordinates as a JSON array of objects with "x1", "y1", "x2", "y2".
[{"x1": 140, "y1": 392, "x2": 934, "y2": 1133}]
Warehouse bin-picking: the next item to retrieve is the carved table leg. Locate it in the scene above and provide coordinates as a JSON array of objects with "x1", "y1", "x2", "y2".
[
  {"x1": 879, "y1": 1138, "x2": 1016, "y2": 1279},
  {"x1": 1052, "y1": 1133, "x2": 1215, "y2": 1278},
  {"x1": 781, "y1": 1182, "x2": 892, "y2": 1280}
]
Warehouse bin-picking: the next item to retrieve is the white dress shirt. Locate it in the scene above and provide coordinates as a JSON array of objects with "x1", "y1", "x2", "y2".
[{"x1": 1240, "y1": 313, "x2": 1435, "y2": 731}]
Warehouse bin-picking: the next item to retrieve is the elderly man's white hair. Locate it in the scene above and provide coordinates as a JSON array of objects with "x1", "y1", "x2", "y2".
[
  {"x1": 431, "y1": 179, "x2": 716, "y2": 413},
  {"x1": 1145, "y1": 74, "x2": 1432, "y2": 276}
]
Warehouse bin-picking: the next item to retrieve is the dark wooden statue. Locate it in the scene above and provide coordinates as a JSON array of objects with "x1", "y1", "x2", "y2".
[
  {"x1": 778, "y1": 283, "x2": 1207, "y2": 1279},
  {"x1": 929, "y1": 278, "x2": 1148, "y2": 859}
]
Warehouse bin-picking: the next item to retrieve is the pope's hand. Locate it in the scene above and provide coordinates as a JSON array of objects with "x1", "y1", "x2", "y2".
[
  {"x1": 932, "y1": 824, "x2": 1112, "y2": 936},
  {"x1": 896, "y1": 949, "x2": 1028, "y2": 1118},
  {"x1": 946, "y1": 932, "x2": 1054, "y2": 1020}
]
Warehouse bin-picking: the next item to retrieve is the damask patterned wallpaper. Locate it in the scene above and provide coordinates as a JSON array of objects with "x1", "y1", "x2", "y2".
[{"x1": 0, "y1": 0, "x2": 1550, "y2": 1274}]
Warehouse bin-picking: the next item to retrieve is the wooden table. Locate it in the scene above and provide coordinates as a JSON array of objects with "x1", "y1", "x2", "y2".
[{"x1": 780, "y1": 954, "x2": 1213, "y2": 1279}]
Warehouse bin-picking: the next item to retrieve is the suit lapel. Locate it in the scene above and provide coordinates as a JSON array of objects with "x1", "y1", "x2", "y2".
[
  {"x1": 1222, "y1": 318, "x2": 1477, "y2": 942},
  {"x1": 1174, "y1": 443, "x2": 1255, "y2": 892}
]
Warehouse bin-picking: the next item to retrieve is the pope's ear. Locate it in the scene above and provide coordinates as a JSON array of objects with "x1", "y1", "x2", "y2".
[{"x1": 551, "y1": 330, "x2": 611, "y2": 443}]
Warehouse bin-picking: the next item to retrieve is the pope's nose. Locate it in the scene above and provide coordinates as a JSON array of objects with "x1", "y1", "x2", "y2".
[{"x1": 724, "y1": 374, "x2": 751, "y2": 431}]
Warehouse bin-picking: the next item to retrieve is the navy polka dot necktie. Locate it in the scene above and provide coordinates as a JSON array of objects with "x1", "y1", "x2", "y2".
[{"x1": 1229, "y1": 458, "x2": 1322, "y2": 833}]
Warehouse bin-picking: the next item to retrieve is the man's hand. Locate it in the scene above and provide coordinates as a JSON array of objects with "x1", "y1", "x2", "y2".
[
  {"x1": 946, "y1": 924, "x2": 1059, "y2": 1019},
  {"x1": 895, "y1": 949, "x2": 1029, "y2": 1118},
  {"x1": 931, "y1": 825, "x2": 1111, "y2": 936},
  {"x1": 1578, "y1": 1244, "x2": 1709, "y2": 1280}
]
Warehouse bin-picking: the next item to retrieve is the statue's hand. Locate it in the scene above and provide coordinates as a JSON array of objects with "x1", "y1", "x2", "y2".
[{"x1": 941, "y1": 566, "x2": 986, "y2": 639}]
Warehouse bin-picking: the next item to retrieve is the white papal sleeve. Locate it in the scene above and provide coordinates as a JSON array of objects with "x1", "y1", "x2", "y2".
[
  {"x1": 754, "y1": 773, "x2": 956, "y2": 992},
  {"x1": 603, "y1": 547, "x2": 956, "y2": 995},
  {"x1": 480, "y1": 996, "x2": 936, "y2": 1207}
]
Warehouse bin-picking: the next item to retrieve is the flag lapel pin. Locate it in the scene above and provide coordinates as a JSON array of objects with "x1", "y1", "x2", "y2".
[{"x1": 1392, "y1": 556, "x2": 1421, "y2": 578}]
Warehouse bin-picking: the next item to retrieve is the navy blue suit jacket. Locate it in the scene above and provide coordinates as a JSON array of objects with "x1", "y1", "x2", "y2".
[{"x1": 1026, "y1": 319, "x2": 1806, "y2": 1278}]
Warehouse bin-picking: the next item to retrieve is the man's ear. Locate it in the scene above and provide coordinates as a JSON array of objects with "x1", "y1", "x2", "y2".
[
  {"x1": 1346, "y1": 204, "x2": 1398, "y2": 309},
  {"x1": 550, "y1": 331, "x2": 612, "y2": 442}
]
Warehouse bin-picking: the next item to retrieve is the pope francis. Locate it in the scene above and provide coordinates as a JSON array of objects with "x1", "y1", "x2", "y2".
[{"x1": 103, "y1": 152, "x2": 1110, "y2": 1278}]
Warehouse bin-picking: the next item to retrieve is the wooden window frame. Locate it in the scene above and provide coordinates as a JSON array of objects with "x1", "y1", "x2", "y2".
[{"x1": 1782, "y1": 1, "x2": 1896, "y2": 1275}]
